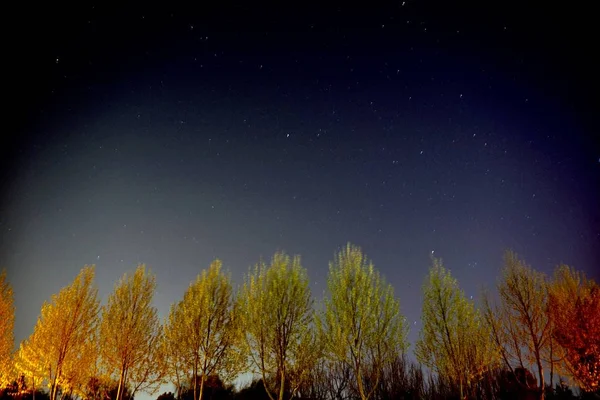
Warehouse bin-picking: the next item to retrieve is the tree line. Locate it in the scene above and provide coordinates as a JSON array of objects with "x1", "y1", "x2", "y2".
[{"x1": 0, "y1": 243, "x2": 598, "y2": 400}]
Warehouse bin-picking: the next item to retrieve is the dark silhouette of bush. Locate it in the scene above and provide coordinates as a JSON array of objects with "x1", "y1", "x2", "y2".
[
  {"x1": 0, "y1": 378, "x2": 50, "y2": 400},
  {"x1": 3, "y1": 390, "x2": 51, "y2": 400},
  {"x1": 545, "y1": 380, "x2": 576, "y2": 400},
  {"x1": 233, "y1": 379, "x2": 271, "y2": 400},
  {"x1": 156, "y1": 392, "x2": 177, "y2": 400},
  {"x1": 179, "y1": 375, "x2": 234, "y2": 400},
  {"x1": 497, "y1": 367, "x2": 540, "y2": 400}
]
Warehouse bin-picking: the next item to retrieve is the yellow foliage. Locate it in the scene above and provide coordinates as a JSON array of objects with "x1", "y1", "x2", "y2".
[
  {"x1": 416, "y1": 257, "x2": 498, "y2": 399},
  {"x1": 0, "y1": 270, "x2": 15, "y2": 387},
  {"x1": 237, "y1": 251, "x2": 316, "y2": 400},
  {"x1": 484, "y1": 251, "x2": 551, "y2": 395},
  {"x1": 163, "y1": 260, "x2": 243, "y2": 400},
  {"x1": 99, "y1": 264, "x2": 165, "y2": 400},
  {"x1": 319, "y1": 243, "x2": 408, "y2": 400},
  {"x1": 14, "y1": 266, "x2": 99, "y2": 400}
]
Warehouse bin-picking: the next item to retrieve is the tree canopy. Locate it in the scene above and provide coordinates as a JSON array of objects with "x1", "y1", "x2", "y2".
[
  {"x1": 236, "y1": 251, "x2": 316, "y2": 400},
  {"x1": 0, "y1": 270, "x2": 15, "y2": 388},
  {"x1": 319, "y1": 243, "x2": 408, "y2": 400},
  {"x1": 164, "y1": 260, "x2": 242, "y2": 400},
  {"x1": 100, "y1": 264, "x2": 165, "y2": 400},
  {"x1": 416, "y1": 257, "x2": 498, "y2": 399},
  {"x1": 5, "y1": 246, "x2": 599, "y2": 400}
]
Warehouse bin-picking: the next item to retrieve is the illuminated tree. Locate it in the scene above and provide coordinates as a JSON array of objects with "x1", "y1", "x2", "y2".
[
  {"x1": 416, "y1": 257, "x2": 498, "y2": 399},
  {"x1": 14, "y1": 328, "x2": 46, "y2": 398},
  {"x1": 236, "y1": 251, "x2": 317, "y2": 400},
  {"x1": 0, "y1": 269, "x2": 15, "y2": 388},
  {"x1": 319, "y1": 243, "x2": 408, "y2": 400},
  {"x1": 160, "y1": 320, "x2": 188, "y2": 400},
  {"x1": 17, "y1": 266, "x2": 99, "y2": 400},
  {"x1": 99, "y1": 264, "x2": 165, "y2": 400},
  {"x1": 548, "y1": 265, "x2": 600, "y2": 393},
  {"x1": 484, "y1": 251, "x2": 550, "y2": 399},
  {"x1": 58, "y1": 333, "x2": 100, "y2": 399},
  {"x1": 164, "y1": 260, "x2": 242, "y2": 400}
]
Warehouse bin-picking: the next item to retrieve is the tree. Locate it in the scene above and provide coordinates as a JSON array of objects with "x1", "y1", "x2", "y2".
[
  {"x1": 547, "y1": 265, "x2": 600, "y2": 393},
  {"x1": 99, "y1": 264, "x2": 165, "y2": 400},
  {"x1": 160, "y1": 318, "x2": 189, "y2": 399},
  {"x1": 416, "y1": 257, "x2": 498, "y2": 399},
  {"x1": 484, "y1": 251, "x2": 551, "y2": 400},
  {"x1": 58, "y1": 333, "x2": 100, "y2": 399},
  {"x1": 160, "y1": 319, "x2": 188, "y2": 400},
  {"x1": 164, "y1": 260, "x2": 242, "y2": 400},
  {"x1": 14, "y1": 327, "x2": 46, "y2": 400},
  {"x1": 16, "y1": 266, "x2": 99, "y2": 400},
  {"x1": 319, "y1": 243, "x2": 408, "y2": 400},
  {"x1": 236, "y1": 251, "x2": 316, "y2": 400},
  {"x1": 0, "y1": 270, "x2": 15, "y2": 388}
]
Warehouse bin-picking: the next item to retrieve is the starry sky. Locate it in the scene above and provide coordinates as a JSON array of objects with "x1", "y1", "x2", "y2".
[{"x1": 1, "y1": 0, "x2": 599, "y2": 388}]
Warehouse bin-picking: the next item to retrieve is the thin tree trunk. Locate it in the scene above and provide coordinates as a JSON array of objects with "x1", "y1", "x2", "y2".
[
  {"x1": 124, "y1": 368, "x2": 129, "y2": 400},
  {"x1": 176, "y1": 383, "x2": 182, "y2": 400},
  {"x1": 356, "y1": 370, "x2": 367, "y2": 400},
  {"x1": 198, "y1": 375, "x2": 205, "y2": 400},
  {"x1": 193, "y1": 361, "x2": 198, "y2": 400},
  {"x1": 116, "y1": 366, "x2": 126, "y2": 400},
  {"x1": 536, "y1": 356, "x2": 545, "y2": 400},
  {"x1": 278, "y1": 368, "x2": 285, "y2": 400},
  {"x1": 550, "y1": 340, "x2": 554, "y2": 389},
  {"x1": 51, "y1": 375, "x2": 59, "y2": 400}
]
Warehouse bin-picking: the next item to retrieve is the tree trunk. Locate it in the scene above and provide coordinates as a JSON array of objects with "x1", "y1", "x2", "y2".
[
  {"x1": 51, "y1": 376, "x2": 59, "y2": 400},
  {"x1": 116, "y1": 367, "x2": 126, "y2": 400},
  {"x1": 176, "y1": 383, "x2": 182, "y2": 400},
  {"x1": 549, "y1": 337, "x2": 554, "y2": 389},
  {"x1": 193, "y1": 364, "x2": 198, "y2": 400},
  {"x1": 356, "y1": 370, "x2": 367, "y2": 400},
  {"x1": 536, "y1": 359, "x2": 545, "y2": 400},
  {"x1": 198, "y1": 375, "x2": 205, "y2": 400},
  {"x1": 278, "y1": 368, "x2": 285, "y2": 400}
]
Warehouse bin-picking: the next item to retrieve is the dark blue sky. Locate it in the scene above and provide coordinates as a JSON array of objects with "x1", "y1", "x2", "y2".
[{"x1": 2, "y1": 0, "x2": 598, "y2": 377}]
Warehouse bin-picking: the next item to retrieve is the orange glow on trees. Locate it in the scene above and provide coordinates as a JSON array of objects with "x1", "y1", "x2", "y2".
[
  {"x1": 17, "y1": 266, "x2": 99, "y2": 400},
  {"x1": 0, "y1": 270, "x2": 15, "y2": 388},
  {"x1": 548, "y1": 265, "x2": 600, "y2": 393}
]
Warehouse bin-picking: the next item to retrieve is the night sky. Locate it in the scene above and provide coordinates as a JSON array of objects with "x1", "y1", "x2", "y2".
[{"x1": 2, "y1": 0, "x2": 598, "y2": 389}]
